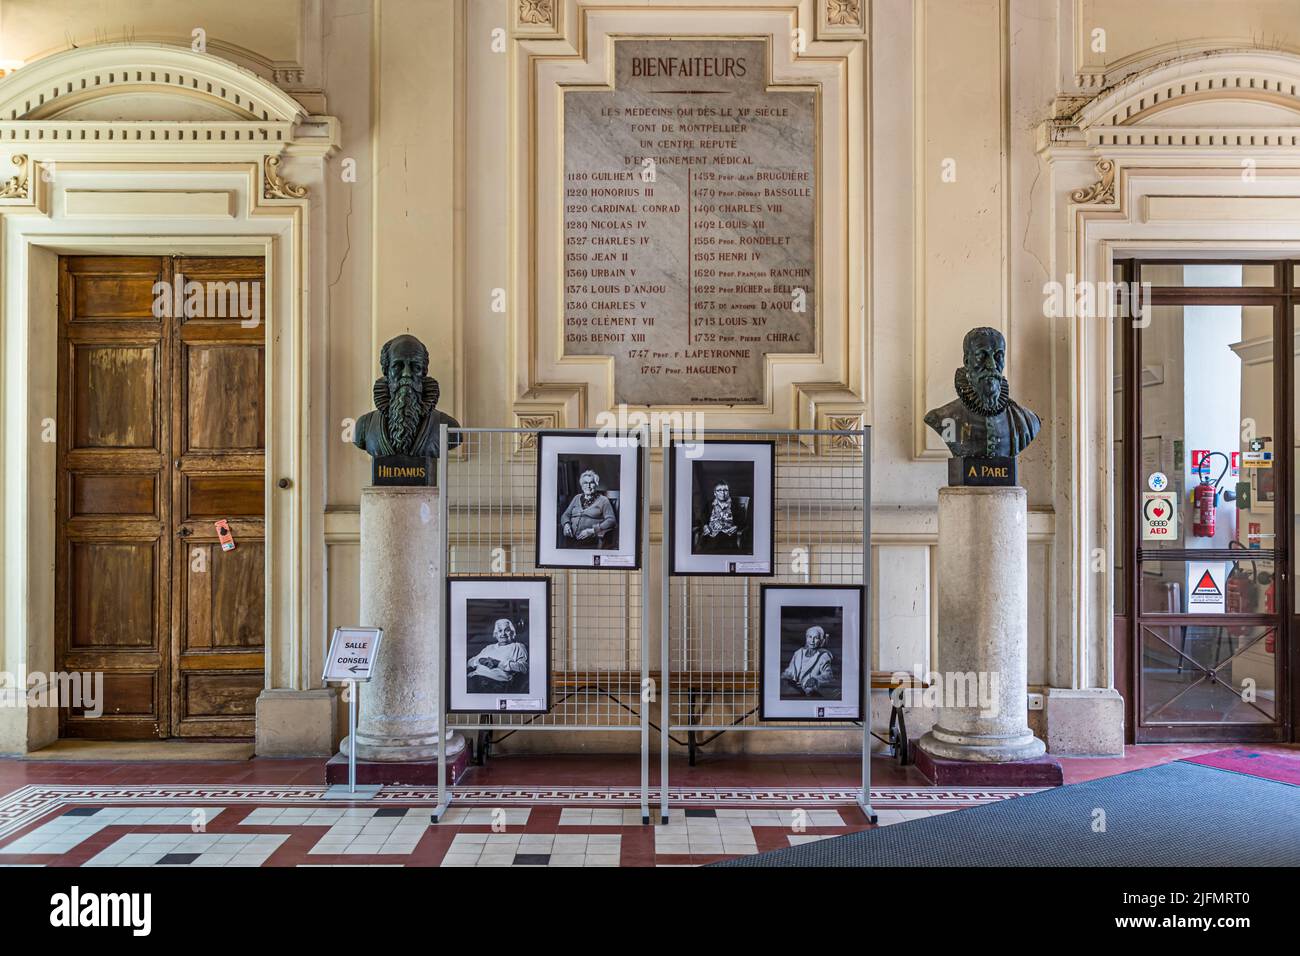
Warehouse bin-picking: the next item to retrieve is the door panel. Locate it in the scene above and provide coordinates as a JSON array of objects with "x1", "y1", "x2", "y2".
[
  {"x1": 1128, "y1": 262, "x2": 1290, "y2": 743},
  {"x1": 186, "y1": 346, "x2": 264, "y2": 451},
  {"x1": 72, "y1": 345, "x2": 159, "y2": 447},
  {"x1": 57, "y1": 256, "x2": 170, "y2": 738},
  {"x1": 170, "y1": 256, "x2": 265, "y2": 737},
  {"x1": 56, "y1": 254, "x2": 265, "y2": 740}
]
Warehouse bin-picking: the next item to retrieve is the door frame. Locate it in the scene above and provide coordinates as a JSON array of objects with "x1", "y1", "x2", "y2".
[
  {"x1": 1116, "y1": 256, "x2": 1295, "y2": 742},
  {"x1": 0, "y1": 167, "x2": 319, "y2": 753}
]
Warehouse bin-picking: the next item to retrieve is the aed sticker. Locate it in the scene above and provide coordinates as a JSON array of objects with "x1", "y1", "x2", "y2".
[
  {"x1": 1187, "y1": 561, "x2": 1227, "y2": 614},
  {"x1": 1141, "y1": 492, "x2": 1178, "y2": 540},
  {"x1": 1147, "y1": 472, "x2": 1168, "y2": 491}
]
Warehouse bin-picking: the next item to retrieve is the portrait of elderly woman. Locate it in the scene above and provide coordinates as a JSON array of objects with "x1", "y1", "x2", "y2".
[
  {"x1": 536, "y1": 433, "x2": 642, "y2": 570},
  {"x1": 690, "y1": 458, "x2": 755, "y2": 555},
  {"x1": 465, "y1": 615, "x2": 530, "y2": 694},
  {"x1": 448, "y1": 580, "x2": 551, "y2": 714},
  {"x1": 555, "y1": 455, "x2": 620, "y2": 550},
  {"x1": 778, "y1": 608, "x2": 843, "y2": 702}
]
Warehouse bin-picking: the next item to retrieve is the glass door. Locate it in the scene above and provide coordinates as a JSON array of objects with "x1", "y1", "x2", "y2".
[{"x1": 1128, "y1": 261, "x2": 1292, "y2": 742}]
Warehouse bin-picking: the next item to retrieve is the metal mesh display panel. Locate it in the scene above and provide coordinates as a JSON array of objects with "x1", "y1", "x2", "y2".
[
  {"x1": 658, "y1": 428, "x2": 873, "y2": 821},
  {"x1": 431, "y1": 425, "x2": 872, "y2": 827},
  {"x1": 434, "y1": 427, "x2": 651, "y2": 822}
]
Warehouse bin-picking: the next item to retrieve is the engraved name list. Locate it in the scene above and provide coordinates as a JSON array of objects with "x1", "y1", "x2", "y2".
[{"x1": 562, "y1": 39, "x2": 817, "y2": 406}]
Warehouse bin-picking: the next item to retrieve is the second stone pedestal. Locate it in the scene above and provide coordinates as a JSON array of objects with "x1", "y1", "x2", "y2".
[
  {"x1": 917, "y1": 486, "x2": 1052, "y2": 778},
  {"x1": 337, "y1": 486, "x2": 465, "y2": 772}
]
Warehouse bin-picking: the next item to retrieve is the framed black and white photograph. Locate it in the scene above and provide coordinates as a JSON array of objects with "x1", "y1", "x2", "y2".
[
  {"x1": 669, "y1": 440, "x2": 775, "y2": 575},
  {"x1": 535, "y1": 431, "x2": 643, "y2": 569},
  {"x1": 446, "y1": 576, "x2": 550, "y2": 714},
  {"x1": 760, "y1": 585, "x2": 863, "y2": 721}
]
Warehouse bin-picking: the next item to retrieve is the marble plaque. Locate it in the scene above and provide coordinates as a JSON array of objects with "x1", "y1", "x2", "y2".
[{"x1": 563, "y1": 39, "x2": 817, "y2": 406}]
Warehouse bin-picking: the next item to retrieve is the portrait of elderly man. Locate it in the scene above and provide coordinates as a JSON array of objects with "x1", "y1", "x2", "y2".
[
  {"x1": 781, "y1": 625, "x2": 839, "y2": 699},
  {"x1": 353, "y1": 333, "x2": 462, "y2": 460},
  {"x1": 466, "y1": 618, "x2": 530, "y2": 694},
  {"x1": 923, "y1": 326, "x2": 1040, "y2": 459},
  {"x1": 559, "y1": 468, "x2": 618, "y2": 549}
]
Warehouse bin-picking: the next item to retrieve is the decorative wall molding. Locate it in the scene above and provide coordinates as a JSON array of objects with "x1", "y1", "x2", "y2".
[
  {"x1": 820, "y1": 0, "x2": 867, "y2": 38},
  {"x1": 514, "y1": 0, "x2": 560, "y2": 37},
  {"x1": 513, "y1": 412, "x2": 558, "y2": 453},
  {"x1": 511, "y1": 4, "x2": 867, "y2": 431},
  {"x1": 827, "y1": 1, "x2": 863, "y2": 26},
  {"x1": 0, "y1": 154, "x2": 27, "y2": 199},
  {"x1": 1044, "y1": 50, "x2": 1300, "y2": 153},
  {"x1": 1069, "y1": 158, "x2": 1115, "y2": 204},
  {"x1": 0, "y1": 41, "x2": 341, "y2": 738},
  {"x1": 1041, "y1": 39, "x2": 1300, "y2": 687},
  {"x1": 9, "y1": 0, "x2": 324, "y2": 94},
  {"x1": 825, "y1": 414, "x2": 865, "y2": 453},
  {"x1": 263, "y1": 153, "x2": 308, "y2": 199},
  {"x1": 0, "y1": 42, "x2": 326, "y2": 161}
]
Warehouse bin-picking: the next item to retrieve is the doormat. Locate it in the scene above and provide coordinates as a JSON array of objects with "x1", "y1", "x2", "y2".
[
  {"x1": 21, "y1": 741, "x2": 254, "y2": 762},
  {"x1": 1181, "y1": 747, "x2": 1300, "y2": 787},
  {"x1": 712, "y1": 760, "x2": 1300, "y2": 867}
]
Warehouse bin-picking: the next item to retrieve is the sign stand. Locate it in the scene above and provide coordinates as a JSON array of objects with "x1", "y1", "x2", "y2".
[{"x1": 322, "y1": 626, "x2": 384, "y2": 801}]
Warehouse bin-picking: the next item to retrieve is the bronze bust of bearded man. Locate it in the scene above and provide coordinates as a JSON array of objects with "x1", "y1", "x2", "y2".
[
  {"x1": 354, "y1": 334, "x2": 461, "y2": 464},
  {"x1": 924, "y1": 327, "x2": 1039, "y2": 483}
]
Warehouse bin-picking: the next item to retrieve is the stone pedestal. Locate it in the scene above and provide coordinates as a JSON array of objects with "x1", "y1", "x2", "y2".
[
  {"x1": 918, "y1": 485, "x2": 1047, "y2": 766},
  {"x1": 338, "y1": 486, "x2": 465, "y2": 766}
]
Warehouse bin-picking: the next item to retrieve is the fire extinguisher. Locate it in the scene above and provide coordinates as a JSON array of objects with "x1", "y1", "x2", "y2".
[
  {"x1": 1225, "y1": 546, "x2": 1257, "y2": 615},
  {"x1": 1192, "y1": 451, "x2": 1232, "y2": 538}
]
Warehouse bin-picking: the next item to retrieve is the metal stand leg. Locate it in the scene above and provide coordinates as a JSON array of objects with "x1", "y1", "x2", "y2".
[
  {"x1": 859, "y1": 427, "x2": 877, "y2": 825},
  {"x1": 660, "y1": 429, "x2": 672, "y2": 827},
  {"x1": 322, "y1": 681, "x2": 382, "y2": 801}
]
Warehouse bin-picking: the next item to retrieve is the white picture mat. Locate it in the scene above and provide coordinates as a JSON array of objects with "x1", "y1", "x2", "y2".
[
  {"x1": 762, "y1": 586, "x2": 862, "y2": 720},
  {"x1": 671, "y1": 442, "x2": 774, "y2": 574},
  {"x1": 537, "y1": 433, "x2": 640, "y2": 567},
  {"x1": 448, "y1": 578, "x2": 549, "y2": 712}
]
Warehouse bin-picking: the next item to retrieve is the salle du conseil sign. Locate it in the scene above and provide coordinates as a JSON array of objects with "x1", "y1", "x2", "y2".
[{"x1": 323, "y1": 627, "x2": 382, "y2": 682}]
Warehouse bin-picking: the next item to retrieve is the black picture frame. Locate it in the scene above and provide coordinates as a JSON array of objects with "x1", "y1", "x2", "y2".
[
  {"x1": 445, "y1": 575, "x2": 552, "y2": 715},
  {"x1": 758, "y1": 583, "x2": 865, "y2": 722},
  {"x1": 533, "y1": 430, "x2": 644, "y2": 570},
  {"x1": 668, "y1": 439, "x2": 776, "y2": 576}
]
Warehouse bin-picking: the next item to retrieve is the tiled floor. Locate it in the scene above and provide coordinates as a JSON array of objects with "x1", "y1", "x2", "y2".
[
  {"x1": 85, "y1": 832, "x2": 288, "y2": 867},
  {"x1": 0, "y1": 807, "x2": 225, "y2": 855},
  {"x1": 0, "y1": 744, "x2": 1294, "y2": 867}
]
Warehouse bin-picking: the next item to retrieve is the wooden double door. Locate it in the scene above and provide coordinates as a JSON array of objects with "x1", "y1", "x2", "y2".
[{"x1": 56, "y1": 256, "x2": 266, "y2": 739}]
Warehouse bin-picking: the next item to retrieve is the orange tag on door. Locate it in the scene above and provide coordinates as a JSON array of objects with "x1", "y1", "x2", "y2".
[{"x1": 215, "y1": 519, "x2": 236, "y2": 552}]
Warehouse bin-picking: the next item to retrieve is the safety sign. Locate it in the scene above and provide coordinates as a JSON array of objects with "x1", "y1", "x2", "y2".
[
  {"x1": 1187, "y1": 561, "x2": 1226, "y2": 614},
  {"x1": 1141, "y1": 491, "x2": 1178, "y2": 541}
]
